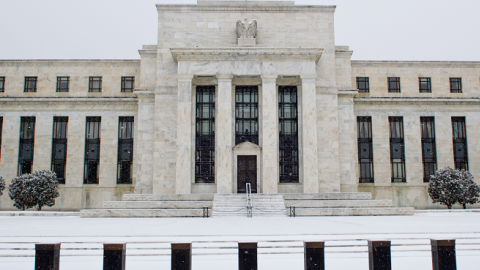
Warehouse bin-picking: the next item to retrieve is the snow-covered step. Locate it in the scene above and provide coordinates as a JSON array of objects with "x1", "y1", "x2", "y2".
[
  {"x1": 80, "y1": 209, "x2": 208, "y2": 218},
  {"x1": 293, "y1": 207, "x2": 415, "y2": 216},
  {"x1": 212, "y1": 194, "x2": 287, "y2": 217},
  {"x1": 102, "y1": 201, "x2": 213, "y2": 209},
  {"x1": 123, "y1": 194, "x2": 214, "y2": 201},
  {"x1": 283, "y1": 193, "x2": 373, "y2": 200},
  {"x1": 284, "y1": 199, "x2": 393, "y2": 208}
]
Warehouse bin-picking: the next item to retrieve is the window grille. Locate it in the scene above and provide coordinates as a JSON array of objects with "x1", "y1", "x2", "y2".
[
  {"x1": 388, "y1": 77, "x2": 401, "y2": 93},
  {"x1": 56, "y1": 77, "x2": 69, "y2": 92},
  {"x1": 121, "y1": 77, "x2": 134, "y2": 92},
  {"x1": 84, "y1": 117, "x2": 101, "y2": 184},
  {"x1": 419, "y1": 77, "x2": 432, "y2": 93},
  {"x1": 117, "y1": 117, "x2": 134, "y2": 184},
  {"x1": 420, "y1": 117, "x2": 437, "y2": 182},
  {"x1": 279, "y1": 86, "x2": 299, "y2": 183},
  {"x1": 24, "y1": 77, "x2": 37, "y2": 92},
  {"x1": 357, "y1": 116, "x2": 374, "y2": 183},
  {"x1": 389, "y1": 116, "x2": 406, "y2": 182},
  {"x1": 51, "y1": 117, "x2": 68, "y2": 184},
  {"x1": 452, "y1": 117, "x2": 468, "y2": 170},
  {"x1": 0, "y1": 77, "x2": 5, "y2": 92},
  {"x1": 450, "y1": 78, "x2": 462, "y2": 93},
  {"x1": 235, "y1": 86, "x2": 258, "y2": 145},
  {"x1": 18, "y1": 117, "x2": 35, "y2": 175},
  {"x1": 195, "y1": 86, "x2": 215, "y2": 183},
  {"x1": 88, "y1": 77, "x2": 102, "y2": 92},
  {"x1": 356, "y1": 77, "x2": 370, "y2": 93}
]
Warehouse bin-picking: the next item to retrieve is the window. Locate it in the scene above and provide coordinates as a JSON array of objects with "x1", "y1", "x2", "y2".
[
  {"x1": 24, "y1": 77, "x2": 37, "y2": 92},
  {"x1": 357, "y1": 116, "x2": 374, "y2": 183},
  {"x1": 18, "y1": 117, "x2": 35, "y2": 175},
  {"x1": 388, "y1": 77, "x2": 401, "y2": 93},
  {"x1": 419, "y1": 77, "x2": 431, "y2": 93},
  {"x1": 450, "y1": 78, "x2": 462, "y2": 93},
  {"x1": 117, "y1": 117, "x2": 134, "y2": 184},
  {"x1": 51, "y1": 117, "x2": 68, "y2": 184},
  {"x1": 121, "y1": 77, "x2": 134, "y2": 92},
  {"x1": 420, "y1": 117, "x2": 437, "y2": 182},
  {"x1": 0, "y1": 117, "x2": 3, "y2": 160},
  {"x1": 88, "y1": 77, "x2": 102, "y2": 92},
  {"x1": 279, "y1": 86, "x2": 299, "y2": 183},
  {"x1": 452, "y1": 117, "x2": 468, "y2": 170},
  {"x1": 84, "y1": 117, "x2": 101, "y2": 184},
  {"x1": 235, "y1": 86, "x2": 258, "y2": 145},
  {"x1": 356, "y1": 77, "x2": 370, "y2": 93},
  {"x1": 389, "y1": 117, "x2": 406, "y2": 182},
  {"x1": 0, "y1": 77, "x2": 5, "y2": 92},
  {"x1": 56, "y1": 77, "x2": 70, "y2": 92},
  {"x1": 195, "y1": 86, "x2": 215, "y2": 183}
]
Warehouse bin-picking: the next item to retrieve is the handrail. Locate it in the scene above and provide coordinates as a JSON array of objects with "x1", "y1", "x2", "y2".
[{"x1": 246, "y1": 183, "x2": 252, "y2": 218}]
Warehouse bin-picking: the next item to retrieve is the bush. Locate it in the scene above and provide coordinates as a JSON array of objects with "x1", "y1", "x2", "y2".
[
  {"x1": 0, "y1": 175, "x2": 5, "y2": 196},
  {"x1": 9, "y1": 170, "x2": 60, "y2": 211},
  {"x1": 457, "y1": 171, "x2": 480, "y2": 209}
]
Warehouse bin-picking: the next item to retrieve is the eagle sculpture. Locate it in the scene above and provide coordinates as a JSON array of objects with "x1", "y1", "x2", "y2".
[{"x1": 236, "y1": 19, "x2": 257, "y2": 38}]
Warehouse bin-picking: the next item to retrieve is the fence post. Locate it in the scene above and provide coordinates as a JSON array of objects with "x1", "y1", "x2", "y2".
[
  {"x1": 304, "y1": 241, "x2": 325, "y2": 270},
  {"x1": 431, "y1": 239, "x2": 456, "y2": 270},
  {"x1": 171, "y1": 243, "x2": 192, "y2": 270},
  {"x1": 368, "y1": 240, "x2": 391, "y2": 270},
  {"x1": 238, "y1": 242, "x2": 257, "y2": 270},
  {"x1": 103, "y1": 243, "x2": 126, "y2": 270},
  {"x1": 35, "y1": 243, "x2": 60, "y2": 270}
]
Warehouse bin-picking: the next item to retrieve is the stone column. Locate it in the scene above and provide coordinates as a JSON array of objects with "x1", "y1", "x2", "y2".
[
  {"x1": 216, "y1": 75, "x2": 234, "y2": 194},
  {"x1": 134, "y1": 90, "x2": 154, "y2": 194},
  {"x1": 175, "y1": 75, "x2": 194, "y2": 194},
  {"x1": 33, "y1": 114, "x2": 53, "y2": 172},
  {"x1": 338, "y1": 91, "x2": 359, "y2": 192},
  {"x1": 301, "y1": 75, "x2": 319, "y2": 193},
  {"x1": 261, "y1": 75, "x2": 278, "y2": 194}
]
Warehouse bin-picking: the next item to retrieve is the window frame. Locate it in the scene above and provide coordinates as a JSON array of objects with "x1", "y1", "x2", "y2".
[
  {"x1": 357, "y1": 116, "x2": 374, "y2": 183},
  {"x1": 389, "y1": 116, "x2": 406, "y2": 183},
  {"x1": 24, "y1": 77, "x2": 37, "y2": 92},
  {"x1": 51, "y1": 116, "x2": 68, "y2": 184},
  {"x1": 356, "y1": 77, "x2": 370, "y2": 93},
  {"x1": 18, "y1": 117, "x2": 36, "y2": 175},
  {"x1": 235, "y1": 86, "x2": 259, "y2": 145},
  {"x1": 117, "y1": 116, "x2": 134, "y2": 184},
  {"x1": 419, "y1": 77, "x2": 432, "y2": 93},
  {"x1": 387, "y1": 77, "x2": 401, "y2": 93},
  {"x1": 279, "y1": 85, "x2": 299, "y2": 183},
  {"x1": 420, "y1": 117, "x2": 437, "y2": 182},
  {"x1": 84, "y1": 116, "x2": 101, "y2": 184},
  {"x1": 452, "y1": 117, "x2": 468, "y2": 171},
  {"x1": 56, "y1": 77, "x2": 70, "y2": 92},
  {"x1": 449, "y1": 78, "x2": 462, "y2": 93},
  {"x1": 0, "y1": 77, "x2": 5, "y2": 92},
  {"x1": 88, "y1": 77, "x2": 102, "y2": 93},
  {"x1": 195, "y1": 86, "x2": 216, "y2": 184},
  {"x1": 121, "y1": 77, "x2": 135, "y2": 92}
]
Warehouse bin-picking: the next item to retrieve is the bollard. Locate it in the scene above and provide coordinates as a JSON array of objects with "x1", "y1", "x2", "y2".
[
  {"x1": 35, "y1": 243, "x2": 60, "y2": 270},
  {"x1": 104, "y1": 243, "x2": 126, "y2": 270},
  {"x1": 238, "y1": 242, "x2": 257, "y2": 270},
  {"x1": 304, "y1": 241, "x2": 325, "y2": 270},
  {"x1": 171, "y1": 243, "x2": 192, "y2": 270},
  {"x1": 368, "y1": 240, "x2": 391, "y2": 270},
  {"x1": 431, "y1": 239, "x2": 456, "y2": 270}
]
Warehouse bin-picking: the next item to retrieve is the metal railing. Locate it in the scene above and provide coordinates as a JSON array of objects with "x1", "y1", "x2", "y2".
[{"x1": 246, "y1": 183, "x2": 253, "y2": 218}]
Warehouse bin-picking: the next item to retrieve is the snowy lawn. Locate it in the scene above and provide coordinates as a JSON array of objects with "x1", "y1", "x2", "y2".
[{"x1": 0, "y1": 212, "x2": 479, "y2": 269}]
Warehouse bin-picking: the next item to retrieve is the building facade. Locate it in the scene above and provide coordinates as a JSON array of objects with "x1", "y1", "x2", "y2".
[{"x1": 0, "y1": 1, "x2": 479, "y2": 210}]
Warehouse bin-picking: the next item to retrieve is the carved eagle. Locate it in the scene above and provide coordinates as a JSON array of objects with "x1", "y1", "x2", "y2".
[{"x1": 236, "y1": 19, "x2": 257, "y2": 38}]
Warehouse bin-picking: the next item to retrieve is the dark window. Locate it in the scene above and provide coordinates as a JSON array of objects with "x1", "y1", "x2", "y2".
[
  {"x1": 388, "y1": 77, "x2": 401, "y2": 93},
  {"x1": 0, "y1": 117, "x2": 3, "y2": 161},
  {"x1": 88, "y1": 77, "x2": 102, "y2": 92},
  {"x1": 84, "y1": 117, "x2": 101, "y2": 184},
  {"x1": 51, "y1": 117, "x2": 68, "y2": 184},
  {"x1": 195, "y1": 86, "x2": 215, "y2": 183},
  {"x1": 356, "y1": 77, "x2": 369, "y2": 93},
  {"x1": 235, "y1": 86, "x2": 258, "y2": 145},
  {"x1": 389, "y1": 116, "x2": 406, "y2": 182},
  {"x1": 421, "y1": 117, "x2": 437, "y2": 182},
  {"x1": 0, "y1": 77, "x2": 5, "y2": 92},
  {"x1": 56, "y1": 77, "x2": 69, "y2": 92},
  {"x1": 121, "y1": 77, "x2": 134, "y2": 92},
  {"x1": 279, "y1": 86, "x2": 299, "y2": 183},
  {"x1": 357, "y1": 116, "x2": 374, "y2": 183},
  {"x1": 452, "y1": 117, "x2": 468, "y2": 170},
  {"x1": 450, "y1": 78, "x2": 462, "y2": 93},
  {"x1": 419, "y1": 77, "x2": 431, "y2": 93},
  {"x1": 24, "y1": 77, "x2": 37, "y2": 92},
  {"x1": 18, "y1": 117, "x2": 35, "y2": 175},
  {"x1": 117, "y1": 117, "x2": 134, "y2": 184}
]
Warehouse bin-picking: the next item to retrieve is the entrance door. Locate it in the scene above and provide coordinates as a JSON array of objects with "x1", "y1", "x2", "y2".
[{"x1": 237, "y1": 155, "x2": 257, "y2": 193}]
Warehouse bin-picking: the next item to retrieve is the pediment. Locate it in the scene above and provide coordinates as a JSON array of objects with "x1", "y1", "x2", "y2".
[{"x1": 233, "y1": 141, "x2": 261, "y2": 150}]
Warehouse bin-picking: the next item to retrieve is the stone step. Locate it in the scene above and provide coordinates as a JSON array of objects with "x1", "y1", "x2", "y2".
[
  {"x1": 103, "y1": 201, "x2": 213, "y2": 209},
  {"x1": 81, "y1": 209, "x2": 207, "y2": 218},
  {"x1": 285, "y1": 200, "x2": 393, "y2": 208},
  {"x1": 292, "y1": 207, "x2": 415, "y2": 216},
  {"x1": 282, "y1": 193, "x2": 372, "y2": 200},
  {"x1": 212, "y1": 194, "x2": 287, "y2": 217},
  {"x1": 122, "y1": 194, "x2": 214, "y2": 201}
]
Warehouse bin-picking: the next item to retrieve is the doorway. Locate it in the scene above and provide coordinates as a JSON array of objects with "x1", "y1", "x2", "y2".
[{"x1": 237, "y1": 155, "x2": 257, "y2": 193}]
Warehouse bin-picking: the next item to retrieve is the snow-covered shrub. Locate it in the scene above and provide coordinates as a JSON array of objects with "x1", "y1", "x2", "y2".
[
  {"x1": 428, "y1": 167, "x2": 464, "y2": 209},
  {"x1": 457, "y1": 171, "x2": 480, "y2": 209},
  {"x1": 9, "y1": 170, "x2": 60, "y2": 211},
  {"x1": 0, "y1": 175, "x2": 5, "y2": 196}
]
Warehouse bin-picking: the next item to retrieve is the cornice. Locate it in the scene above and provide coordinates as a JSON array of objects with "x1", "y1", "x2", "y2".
[
  {"x1": 0, "y1": 97, "x2": 137, "y2": 103},
  {"x1": 0, "y1": 60, "x2": 140, "y2": 67},
  {"x1": 170, "y1": 47, "x2": 323, "y2": 63},
  {"x1": 352, "y1": 61, "x2": 480, "y2": 68},
  {"x1": 354, "y1": 97, "x2": 480, "y2": 106},
  {"x1": 156, "y1": 4, "x2": 336, "y2": 13}
]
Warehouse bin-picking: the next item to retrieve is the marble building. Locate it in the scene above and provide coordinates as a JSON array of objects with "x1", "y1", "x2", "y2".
[{"x1": 0, "y1": 1, "x2": 479, "y2": 211}]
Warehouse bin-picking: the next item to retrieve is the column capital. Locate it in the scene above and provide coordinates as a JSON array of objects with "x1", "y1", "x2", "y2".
[
  {"x1": 177, "y1": 74, "x2": 194, "y2": 81},
  {"x1": 216, "y1": 74, "x2": 234, "y2": 80},
  {"x1": 261, "y1": 74, "x2": 278, "y2": 82}
]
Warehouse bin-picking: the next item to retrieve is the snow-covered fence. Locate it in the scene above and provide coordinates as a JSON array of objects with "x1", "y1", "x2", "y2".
[
  {"x1": 171, "y1": 243, "x2": 192, "y2": 270},
  {"x1": 35, "y1": 243, "x2": 60, "y2": 270},
  {"x1": 103, "y1": 243, "x2": 126, "y2": 270}
]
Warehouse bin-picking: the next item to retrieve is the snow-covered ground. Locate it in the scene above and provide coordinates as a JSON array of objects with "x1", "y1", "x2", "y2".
[{"x1": 1, "y1": 212, "x2": 479, "y2": 269}]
